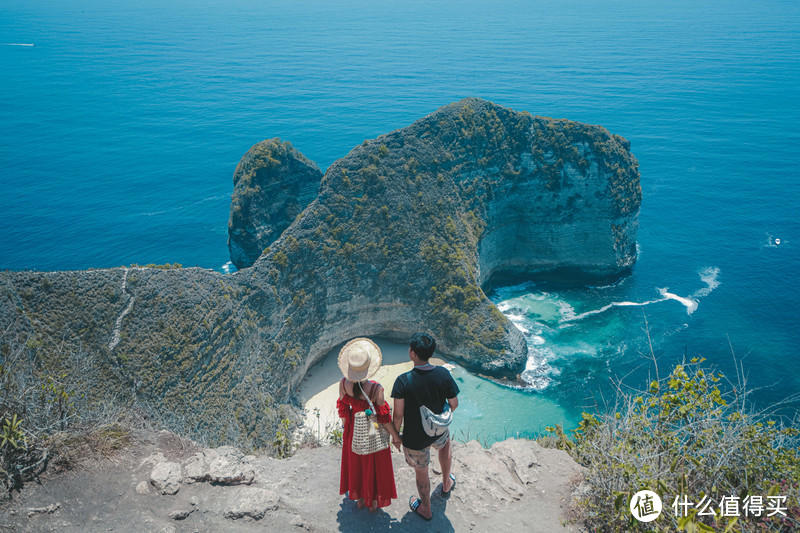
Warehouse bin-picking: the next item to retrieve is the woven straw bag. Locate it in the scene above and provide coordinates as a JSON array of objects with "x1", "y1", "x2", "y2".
[
  {"x1": 351, "y1": 411, "x2": 390, "y2": 455},
  {"x1": 351, "y1": 383, "x2": 390, "y2": 455}
]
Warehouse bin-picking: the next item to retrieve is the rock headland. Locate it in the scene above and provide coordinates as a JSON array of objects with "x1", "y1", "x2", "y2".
[{"x1": 0, "y1": 98, "x2": 640, "y2": 447}]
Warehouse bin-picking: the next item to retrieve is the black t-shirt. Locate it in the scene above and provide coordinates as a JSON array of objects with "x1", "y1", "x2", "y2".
[{"x1": 391, "y1": 365, "x2": 460, "y2": 450}]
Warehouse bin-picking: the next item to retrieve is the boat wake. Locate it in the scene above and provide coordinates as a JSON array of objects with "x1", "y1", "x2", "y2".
[{"x1": 562, "y1": 266, "x2": 720, "y2": 322}]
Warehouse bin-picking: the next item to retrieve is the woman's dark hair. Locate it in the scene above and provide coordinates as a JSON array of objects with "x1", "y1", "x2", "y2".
[
  {"x1": 354, "y1": 380, "x2": 365, "y2": 399},
  {"x1": 409, "y1": 332, "x2": 436, "y2": 361},
  {"x1": 353, "y1": 380, "x2": 373, "y2": 400}
]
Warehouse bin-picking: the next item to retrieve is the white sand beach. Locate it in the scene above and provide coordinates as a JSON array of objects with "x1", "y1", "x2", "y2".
[{"x1": 296, "y1": 339, "x2": 450, "y2": 439}]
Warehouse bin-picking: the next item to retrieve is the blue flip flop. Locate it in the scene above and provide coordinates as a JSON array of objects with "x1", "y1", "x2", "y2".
[
  {"x1": 409, "y1": 496, "x2": 432, "y2": 521},
  {"x1": 442, "y1": 473, "x2": 456, "y2": 497}
]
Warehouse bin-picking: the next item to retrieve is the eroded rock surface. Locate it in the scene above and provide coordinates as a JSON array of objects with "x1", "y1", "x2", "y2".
[
  {"x1": 150, "y1": 461, "x2": 182, "y2": 495},
  {"x1": 183, "y1": 446, "x2": 255, "y2": 485}
]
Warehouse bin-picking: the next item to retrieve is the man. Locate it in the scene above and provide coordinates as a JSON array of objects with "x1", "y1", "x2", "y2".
[{"x1": 391, "y1": 332, "x2": 459, "y2": 520}]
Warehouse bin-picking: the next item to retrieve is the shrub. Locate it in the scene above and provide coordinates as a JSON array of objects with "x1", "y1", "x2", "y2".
[
  {"x1": 326, "y1": 423, "x2": 343, "y2": 447},
  {"x1": 555, "y1": 357, "x2": 800, "y2": 532},
  {"x1": 272, "y1": 418, "x2": 293, "y2": 459}
]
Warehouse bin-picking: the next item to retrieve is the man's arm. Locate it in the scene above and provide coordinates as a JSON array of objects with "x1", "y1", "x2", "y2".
[
  {"x1": 447, "y1": 396, "x2": 458, "y2": 412},
  {"x1": 391, "y1": 398, "x2": 404, "y2": 451},
  {"x1": 374, "y1": 386, "x2": 401, "y2": 446}
]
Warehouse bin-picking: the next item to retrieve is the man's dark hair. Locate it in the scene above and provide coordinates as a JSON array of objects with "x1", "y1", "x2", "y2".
[{"x1": 409, "y1": 332, "x2": 436, "y2": 361}]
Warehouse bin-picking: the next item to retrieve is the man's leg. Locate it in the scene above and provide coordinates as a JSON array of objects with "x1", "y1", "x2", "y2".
[
  {"x1": 438, "y1": 437, "x2": 454, "y2": 492},
  {"x1": 413, "y1": 465, "x2": 433, "y2": 519},
  {"x1": 405, "y1": 446, "x2": 434, "y2": 519}
]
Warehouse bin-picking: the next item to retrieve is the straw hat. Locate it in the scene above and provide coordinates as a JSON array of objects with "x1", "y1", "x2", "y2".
[{"x1": 338, "y1": 337, "x2": 382, "y2": 382}]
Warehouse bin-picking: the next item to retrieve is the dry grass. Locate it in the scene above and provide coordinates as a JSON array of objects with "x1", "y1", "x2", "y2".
[{"x1": 46, "y1": 423, "x2": 133, "y2": 473}]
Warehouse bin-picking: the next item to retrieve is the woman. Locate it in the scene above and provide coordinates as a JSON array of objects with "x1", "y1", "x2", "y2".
[{"x1": 337, "y1": 337, "x2": 400, "y2": 511}]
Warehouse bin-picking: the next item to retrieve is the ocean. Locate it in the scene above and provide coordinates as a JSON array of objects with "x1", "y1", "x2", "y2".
[{"x1": 2, "y1": 0, "x2": 798, "y2": 443}]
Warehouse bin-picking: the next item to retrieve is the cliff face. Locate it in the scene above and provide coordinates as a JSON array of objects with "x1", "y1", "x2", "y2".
[
  {"x1": 472, "y1": 117, "x2": 639, "y2": 285},
  {"x1": 0, "y1": 99, "x2": 640, "y2": 448}
]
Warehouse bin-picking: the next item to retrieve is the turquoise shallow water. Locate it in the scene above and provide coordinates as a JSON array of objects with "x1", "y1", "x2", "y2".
[{"x1": 2, "y1": 0, "x2": 799, "y2": 441}]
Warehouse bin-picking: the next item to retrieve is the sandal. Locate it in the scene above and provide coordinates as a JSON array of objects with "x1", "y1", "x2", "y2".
[
  {"x1": 442, "y1": 473, "x2": 456, "y2": 497},
  {"x1": 408, "y1": 496, "x2": 432, "y2": 521}
]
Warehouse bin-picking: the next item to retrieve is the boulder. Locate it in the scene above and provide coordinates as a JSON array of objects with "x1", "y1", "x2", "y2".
[
  {"x1": 135, "y1": 480, "x2": 151, "y2": 495},
  {"x1": 150, "y1": 461, "x2": 182, "y2": 495},
  {"x1": 182, "y1": 446, "x2": 254, "y2": 485},
  {"x1": 222, "y1": 487, "x2": 279, "y2": 520}
]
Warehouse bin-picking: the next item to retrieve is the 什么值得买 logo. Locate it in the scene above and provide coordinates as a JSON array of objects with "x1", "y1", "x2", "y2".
[
  {"x1": 630, "y1": 490, "x2": 663, "y2": 522},
  {"x1": 628, "y1": 490, "x2": 789, "y2": 523}
]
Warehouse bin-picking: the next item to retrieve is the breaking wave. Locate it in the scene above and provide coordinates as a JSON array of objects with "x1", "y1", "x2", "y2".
[{"x1": 493, "y1": 267, "x2": 721, "y2": 390}]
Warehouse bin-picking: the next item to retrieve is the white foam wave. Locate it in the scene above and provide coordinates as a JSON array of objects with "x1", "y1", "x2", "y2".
[
  {"x1": 692, "y1": 266, "x2": 720, "y2": 298},
  {"x1": 562, "y1": 297, "x2": 666, "y2": 322},
  {"x1": 657, "y1": 288, "x2": 698, "y2": 315},
  {"x1": 557, "y1": 301, "x2": 577, "y2": 321},
  {"x1": 561, "y1": 267, "x2": 719, "y2": 322},
  {"x1": 220, "y1": 261, "x2": 237, "y2": 274},
  {"x1": 5, "y1": 43, "x2": 34, "y2": 46},
  {"x1": 513, "y1": 323, "x2": 530, "y2": 334},
  {"x1": 520, "y1": 343, "x2": 556, "y2": 390}
]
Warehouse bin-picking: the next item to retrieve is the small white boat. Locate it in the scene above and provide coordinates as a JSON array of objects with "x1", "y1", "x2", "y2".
[{"x1": 774, "y1": 238, "x2": 781, "y2": 245}]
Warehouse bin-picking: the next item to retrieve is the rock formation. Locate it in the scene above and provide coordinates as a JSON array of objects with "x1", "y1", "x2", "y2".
[
  {"x1": 0, "y1": 98, "x2": 640, "y2": 447},
  {"x1": 228, "y1": 139, "x2": 323, "y2": 269}
]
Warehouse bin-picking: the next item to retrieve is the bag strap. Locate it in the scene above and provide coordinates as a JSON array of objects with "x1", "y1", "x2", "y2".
[
  {"x1": 355, "y1": 381, "x2": 379, "y2": 414},
  {"x1": 408, "y1": 368, "x2": 447, "y2": 413}
]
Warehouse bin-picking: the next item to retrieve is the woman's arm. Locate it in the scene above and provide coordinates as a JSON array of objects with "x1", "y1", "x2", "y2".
[
  {"x1": 336, "y1": 378, "x2": 349, "y2": 419},
  {"x1": 390, "y1": 394, "x2": 404, "y2": 452},
  {"x1": 374, "y1": 386, "x2": 402, "y2": 450}
]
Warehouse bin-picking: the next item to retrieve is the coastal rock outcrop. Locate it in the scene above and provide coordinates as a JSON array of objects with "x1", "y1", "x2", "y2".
[
  {"x1": 227, "y1": 139, "x2": 322, "y2": 269},
  {"x1": 0, "y1": 98, "x2": 640, "y2": 448}
]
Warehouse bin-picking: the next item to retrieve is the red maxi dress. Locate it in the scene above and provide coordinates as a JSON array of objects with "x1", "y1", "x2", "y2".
[{"x1": 337, "y1": 383, "x2": 397, "y2": 508}]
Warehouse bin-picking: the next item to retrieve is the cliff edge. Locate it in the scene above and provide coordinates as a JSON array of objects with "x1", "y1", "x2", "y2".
[{"x1": 0, "y1": 431, "x2": 583, "y2": 532}]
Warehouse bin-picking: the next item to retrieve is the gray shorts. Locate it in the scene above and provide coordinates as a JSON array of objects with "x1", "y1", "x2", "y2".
[{"x1": 403, "y1": 431, "x2": 450, "y2": 469}]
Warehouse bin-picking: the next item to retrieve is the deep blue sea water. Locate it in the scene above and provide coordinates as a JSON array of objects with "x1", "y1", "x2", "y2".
[{"x1": 2, "y1": 0, "x2": 799, "y2": 441}]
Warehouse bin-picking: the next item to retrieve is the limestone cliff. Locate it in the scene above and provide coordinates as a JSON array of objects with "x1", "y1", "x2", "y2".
[{"x1": 0, "y1": 98, "x2": 640, "y2": 448}]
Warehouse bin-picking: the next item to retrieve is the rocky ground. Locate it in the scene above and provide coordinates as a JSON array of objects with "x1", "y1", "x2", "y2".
[{"x1": 1, "y1": 430, "x2": 584, "y2": 532}]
